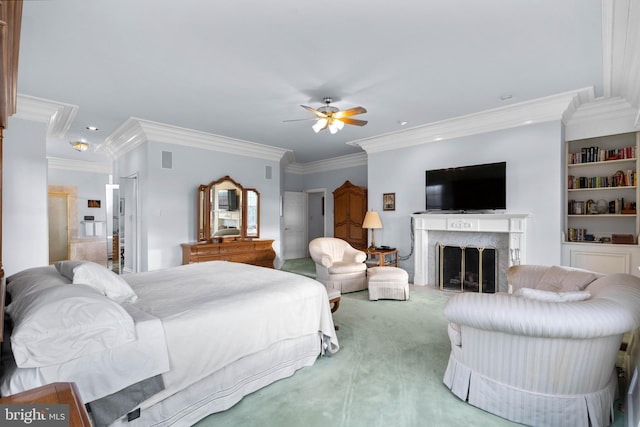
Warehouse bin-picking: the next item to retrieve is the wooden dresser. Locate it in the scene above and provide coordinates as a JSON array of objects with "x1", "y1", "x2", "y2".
[
  {"x1": 181, "y1": 239, "x2": 275, "y2": 268},
  {"x1": 333, "y1": 181, "x2": 368, "y2": 249}
]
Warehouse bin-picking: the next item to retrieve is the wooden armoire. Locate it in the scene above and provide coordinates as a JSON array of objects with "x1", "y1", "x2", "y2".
[{"x1": 333, "y1": 181, "x2": 368, "y2": 249}]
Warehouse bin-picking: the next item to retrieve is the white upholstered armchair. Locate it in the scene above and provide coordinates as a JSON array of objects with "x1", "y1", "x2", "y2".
[
  {"x1": 443, "y1": 265, "x2": 640, "y2": 427},
  {"x1": 308, "y1": 238, "x2": 367, "y2": 293}
]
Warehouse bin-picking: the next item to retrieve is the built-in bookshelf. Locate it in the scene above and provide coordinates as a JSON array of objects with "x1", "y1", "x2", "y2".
[{"x1": 565, "y1": 131, "x2": 640, "y2": 245}]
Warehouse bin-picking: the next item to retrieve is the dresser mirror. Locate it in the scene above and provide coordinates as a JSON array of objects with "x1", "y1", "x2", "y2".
[{"x1": 197, "y1": 176, "x2": 260, "y2": 241}]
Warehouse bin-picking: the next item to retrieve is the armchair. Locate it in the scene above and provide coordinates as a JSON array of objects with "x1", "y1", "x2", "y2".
[
  {"x1": 443, "y1": 265, "x2": 640, "y2": 427},
  {"x1": 309, "y1": 238, "x2": 367, "y2": 293}
]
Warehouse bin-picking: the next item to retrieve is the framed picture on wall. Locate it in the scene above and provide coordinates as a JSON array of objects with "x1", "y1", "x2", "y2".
[{"x1": 383, "y1": 193, "x2": 395, "y2": 211}]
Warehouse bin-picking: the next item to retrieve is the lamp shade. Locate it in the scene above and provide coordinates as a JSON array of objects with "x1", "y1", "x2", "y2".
[{"x1": 362, "y1": 211, "x2": 382, "y2": 229}]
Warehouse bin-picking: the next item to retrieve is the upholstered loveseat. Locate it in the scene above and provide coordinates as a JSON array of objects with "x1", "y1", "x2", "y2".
[{"x1": 443, "y1": 265, "x2": 640, "y2": 427}]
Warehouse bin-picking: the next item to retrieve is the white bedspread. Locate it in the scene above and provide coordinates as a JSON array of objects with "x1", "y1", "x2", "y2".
[{"x1": 123, "y1": 261, "x2": 339, "y2": 408}]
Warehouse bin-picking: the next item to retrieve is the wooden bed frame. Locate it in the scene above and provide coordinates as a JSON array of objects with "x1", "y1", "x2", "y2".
[{"x1": 0, "y1": 0, "x2": 24, "y2": 343}]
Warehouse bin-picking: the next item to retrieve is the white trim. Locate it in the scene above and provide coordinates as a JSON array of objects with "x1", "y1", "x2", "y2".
[
  {"x1": 565, "y1": 96, "x2": 640, "y2": 141},
  {"x1": 15, "y1": 94, "x2": 78, "y2": 138},
  {"x1": 284, "y1": 152, "x2": 367, "y2": 175},
  {"x1": 97, "y1": 117, "x2": 291, "y2": 162},
  {"x1": 601, "y1": 0, "x2": 614, "y2": 98},
  {"x1": 47, "y1": 157, "x2": 113, "y2": 175},
  {"x1": 350, "y1": 88, "x2": 595, "y2": 155}
]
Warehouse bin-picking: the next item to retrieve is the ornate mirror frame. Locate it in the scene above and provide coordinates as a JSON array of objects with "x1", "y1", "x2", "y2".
[{"x1": 197, "y1": 176, "x2": 260, "y2": 242}]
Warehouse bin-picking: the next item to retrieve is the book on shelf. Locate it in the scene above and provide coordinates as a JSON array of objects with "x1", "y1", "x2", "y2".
[
  {"x1": 569, "y1": 145, "x2": 636, "y2": 164},
  {"x1": 567, "y1": 171, "x2": 637, "y2": 189}
]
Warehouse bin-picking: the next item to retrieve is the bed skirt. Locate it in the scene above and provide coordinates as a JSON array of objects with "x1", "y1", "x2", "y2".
[
  {"x1": 110, "y1": 333, "x2": 322, "y2": 427},
  {"x1": 443, "y1": 354, "x2": 617, "y2": 427}
]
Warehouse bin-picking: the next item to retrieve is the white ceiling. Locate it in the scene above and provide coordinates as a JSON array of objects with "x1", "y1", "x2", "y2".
[{"x1": 17, "y1": 0, "x2": 609, "y2": 164}]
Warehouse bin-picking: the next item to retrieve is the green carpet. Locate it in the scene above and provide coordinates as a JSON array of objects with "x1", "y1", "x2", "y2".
[
  {"x1": 280, "y1": 257, "x2": 316, "y2": 279},
  {"x1": 195, "y1": 288, "x2": 525, "y2": 427}
]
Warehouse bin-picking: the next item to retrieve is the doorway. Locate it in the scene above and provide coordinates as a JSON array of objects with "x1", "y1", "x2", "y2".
[
  {"x1": 48, "y1": 192, "x2": 70, "y2": 264},
  {"x1": 282, "y1": 189, "x2": 326, "y2": 260},
  {"x1": 119, "y1": 176, "x2": 139, "y2": 274}
]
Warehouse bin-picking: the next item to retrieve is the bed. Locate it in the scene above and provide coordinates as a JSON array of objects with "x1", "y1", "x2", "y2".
[{"x1": 0, "y1": 260, "x2": 339, "y2": 426}]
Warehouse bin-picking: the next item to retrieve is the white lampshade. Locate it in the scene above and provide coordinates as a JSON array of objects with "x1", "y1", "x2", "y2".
[
  {"x1": 362, "y1": 211, "x2": 382, "y2": 250},
  {"x1": 362, "y1": 211, "x2": 382, "y2": 229}
]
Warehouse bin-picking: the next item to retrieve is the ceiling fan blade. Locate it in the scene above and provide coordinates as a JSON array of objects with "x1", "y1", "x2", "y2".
[
  {"x1": 334, "y1": 106, "x2": 367, "y2": 118},
  {"x1": 283, "y1": 117, "x2": 320, "y2": 122},
  {"x1": 340, "y1": 118, "x2": 368, "y2": 126},
  {"x1": 300, "y1": 105, "x2": 328, "y2": 118}
]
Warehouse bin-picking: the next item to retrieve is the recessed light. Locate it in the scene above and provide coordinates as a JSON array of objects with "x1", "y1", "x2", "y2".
[
  {"x1": 398, "y1": 121, "x2": 408, "y2": 126},
  {"x1": 86, "y1": 126, "x2": 99, "y2": 131}
]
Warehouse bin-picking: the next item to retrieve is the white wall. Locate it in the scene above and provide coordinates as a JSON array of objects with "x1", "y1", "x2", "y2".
[
  {"x1": 117, "y1": 141, "x2": 281, "y2": 271},
  {"x1": 3, "y1": 117, "x2": 49, "y2": 275},
  {"x1": 284, "y1": 164, "x2": 367, "y2": 239},
  {"x1": 367, "y1": 121, "x2": 564, "y2": 280}
]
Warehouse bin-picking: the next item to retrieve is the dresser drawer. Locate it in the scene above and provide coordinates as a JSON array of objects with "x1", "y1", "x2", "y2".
[
  {"x1": 219, "y1": 243, "x2": 254, "y2": 254},
  {"x1": 182, "y1": 240, "x2": 275, "y2": 268}
]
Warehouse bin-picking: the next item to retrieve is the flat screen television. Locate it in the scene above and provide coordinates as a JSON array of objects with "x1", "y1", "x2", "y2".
[{"x1": 425, "y1": 161, "x2": 506, "y2": 212}]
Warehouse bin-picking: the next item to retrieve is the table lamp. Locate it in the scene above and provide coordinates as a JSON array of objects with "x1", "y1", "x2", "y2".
[{"x1": 362, "y1": 211, "x2": 383, "y2": 250}]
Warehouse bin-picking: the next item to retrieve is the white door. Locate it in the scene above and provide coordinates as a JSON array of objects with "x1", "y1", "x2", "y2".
[{"x1": 283, "y1": 191, "x2": 307, "y2": 259}]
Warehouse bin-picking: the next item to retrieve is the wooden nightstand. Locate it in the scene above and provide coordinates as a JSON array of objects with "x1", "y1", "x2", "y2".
[{"x1": 0, "y1": 382, "x2": 91, "y2": 426}]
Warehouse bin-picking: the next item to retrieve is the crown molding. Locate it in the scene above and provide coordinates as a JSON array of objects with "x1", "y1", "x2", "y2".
[
  {"x1": 603, "y1": 0, "x2": 640, "y2": 109},
  {"x1": 284, "y1": 152, "x2": 368, "y2": 175},
  {"x1": 98, "y1": 117, "x2": 291, "y2": 162},
  {"x1": 565, "y1": 96, "x2": 640, "y2": 140},
  {"x1": 95, "y1": 118, "x2": 146, "y2": 158},
  {"x1": 14, "y1": 94, "x2": 78, "y2": 138},
  {"x1": 350, "y1": 87, "x2": 595, "y2": 155},
  {"x1": 47, "y1": 156, "x2": 113, "y2": 175}
]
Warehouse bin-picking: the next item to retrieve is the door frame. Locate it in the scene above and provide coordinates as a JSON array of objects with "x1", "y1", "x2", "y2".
[{"x1": 305, "y1": 188, "x2": 327, "y2": 241}]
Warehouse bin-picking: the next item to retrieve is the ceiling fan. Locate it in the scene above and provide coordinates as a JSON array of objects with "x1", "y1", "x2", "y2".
[{"x1": 285, "y1": 97, "x2": 368, "y2": 134}]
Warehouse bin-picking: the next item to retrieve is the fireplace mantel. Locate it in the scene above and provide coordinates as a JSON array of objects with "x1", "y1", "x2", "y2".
[{"x1": 412, "y1": 213, "x2": 529, "y2": 286}]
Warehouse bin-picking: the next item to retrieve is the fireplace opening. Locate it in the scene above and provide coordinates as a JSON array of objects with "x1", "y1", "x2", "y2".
[{"x1": 437, "y1": 243, "x2": 497, "y2": 293}]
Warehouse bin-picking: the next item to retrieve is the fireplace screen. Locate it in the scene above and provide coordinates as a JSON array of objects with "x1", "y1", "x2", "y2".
[{"x1": 437, "y1": 243, "x2": 497, "y2": 293}]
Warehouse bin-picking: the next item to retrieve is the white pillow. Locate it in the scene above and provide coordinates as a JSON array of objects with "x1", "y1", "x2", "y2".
[
  {"x1": 6, "y1": 285, "x2": 136, "y2": 368},
  {"x1": 7, "y1": 266, "x2": 71, "y2": 302},
  {"x1": 535, "y1": 266, "x2": 596, "y2": 293},
  {"x1": 55, "y1": 260, "x2": 137, "y2": 303},
  {"x1": 514, "y1": 287, "x2": 591, "y2": 302}
]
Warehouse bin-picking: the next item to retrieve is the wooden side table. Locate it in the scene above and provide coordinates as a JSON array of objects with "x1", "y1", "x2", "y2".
[
  {"x1": 0, "y1": 382, "x2": 91, "y2": 426},
  {"x1": 365, "y1": 248, "x2": 399, "y2": 267}
]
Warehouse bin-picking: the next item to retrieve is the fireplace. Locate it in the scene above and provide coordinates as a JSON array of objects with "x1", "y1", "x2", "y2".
[
  {"x1": 437, "y1": 244, "x2": 497, "y2": 293},
  {"x1": 412, "y1": 213, "x2": 528, "y2": 292}
]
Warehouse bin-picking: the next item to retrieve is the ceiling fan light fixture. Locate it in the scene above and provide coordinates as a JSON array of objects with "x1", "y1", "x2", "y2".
[
  {"x1": 70, "y1": 140, "x2": 90, "y2": 152},
  {"x1": 312, "y1": 118, "x2": 327, "y2": 133}
]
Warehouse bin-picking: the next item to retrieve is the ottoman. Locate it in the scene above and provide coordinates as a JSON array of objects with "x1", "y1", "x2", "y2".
[{"x1": 367, "y1": 267, "x2": 409, "y2": 301}]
